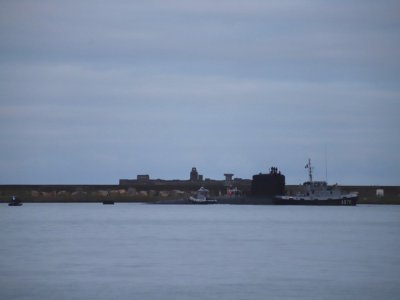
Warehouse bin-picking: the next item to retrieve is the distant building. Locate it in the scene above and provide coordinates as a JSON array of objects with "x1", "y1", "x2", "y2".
[
  {"x1": 190, "y1": 167, "x2": 203, "y2": 181},
  {"x1": 190, "y1": 167, "x2": 198, "y2": 181},
  {"x1": 137, "y1": 175, "x2": 150, "y2": 182},
  {"x1": 224, "y1": 173, "x2": 234, "y2": 186}
]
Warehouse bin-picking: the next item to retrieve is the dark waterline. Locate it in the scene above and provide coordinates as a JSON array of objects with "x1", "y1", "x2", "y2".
[{"x1": 1, "y1": 204, "x2": 400, "y2": 300}]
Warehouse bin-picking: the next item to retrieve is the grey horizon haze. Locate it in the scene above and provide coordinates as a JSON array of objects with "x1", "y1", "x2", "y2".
[{"x1": 0, "y1": 1, "x2": 399, "y2": 185}]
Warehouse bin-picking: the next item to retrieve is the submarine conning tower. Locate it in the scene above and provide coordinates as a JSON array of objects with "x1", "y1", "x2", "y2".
[{"x1": 251, "y1": 166, "x2": 285, "y2": 197}]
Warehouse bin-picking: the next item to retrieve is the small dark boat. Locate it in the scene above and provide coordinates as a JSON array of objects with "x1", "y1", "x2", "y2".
[
  {"x1": 102, "y1": 201, "x2": 115, "y2": 205},
  {"x1": 274, "y1": 159, "x2": 358, "y2": 206},
  {"x1": 8, "y1": 196, "x2": 22, "y2": 206}
]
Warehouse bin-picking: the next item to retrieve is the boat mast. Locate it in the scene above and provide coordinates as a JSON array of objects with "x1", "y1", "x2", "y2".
[{"x1": 307, "y1": 158, "x2": 313, "y2": 183}]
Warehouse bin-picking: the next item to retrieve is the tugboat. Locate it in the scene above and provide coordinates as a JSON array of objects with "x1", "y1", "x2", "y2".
[
  {"x1": 189, "y1": 187, "x2": 217, "y2": 204},
  {"x1": 274, "y1": 159, "x2": 358, "y2": 206},
  {"x1": 8, "y1": 195, "x2": 23, "y2": 206}
]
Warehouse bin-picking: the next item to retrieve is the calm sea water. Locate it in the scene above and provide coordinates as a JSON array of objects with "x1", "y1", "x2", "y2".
[{"x1": 1, "y1": 204, "x2": 399, "y2": 300}]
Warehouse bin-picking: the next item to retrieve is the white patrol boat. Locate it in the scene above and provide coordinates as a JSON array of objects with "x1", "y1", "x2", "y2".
[
  {"x1": 189, "y1": 187, "x2": 217, "y2": 204},
  {"x1": 274, "y1": 159, "x2": 358, "y2": 206}
]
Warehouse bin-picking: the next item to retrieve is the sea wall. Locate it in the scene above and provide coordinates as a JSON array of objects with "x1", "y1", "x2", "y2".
[
  {"x1": 1, "y1": 184, "x2": 399, "y2": 204},
  {"x1": 0, "y1": 185, "x2": 189, "y2": 203}
]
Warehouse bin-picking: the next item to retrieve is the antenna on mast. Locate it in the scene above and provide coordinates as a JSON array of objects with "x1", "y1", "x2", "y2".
[{"x1": 324, "y1": 145, "x2": 328, "y2": 183}]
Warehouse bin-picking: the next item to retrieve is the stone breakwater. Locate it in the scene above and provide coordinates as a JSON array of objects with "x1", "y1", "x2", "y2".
[
  {"x1": 0, "y1": 185, "x2": 190, "y2": 203},
  {"x1": 1, "y1": 184, "x2": 399, "y2": 204}
]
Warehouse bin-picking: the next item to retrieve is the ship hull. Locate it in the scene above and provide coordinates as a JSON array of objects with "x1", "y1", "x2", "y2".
[
  {"x1": 189, "y1": 197, "x2": 217, "y2": 204},
  {"x1": 216, "y1": 196, "x2": 274, "y2": 205},
  {"x1": 156, "y1": 196, "x2": 274, "y2": 205},
  {"x1": 273, "y1": 196, "x2": 358, "y2": 206},
  {"x1": 189, "y1": 200, "x2": 217, "y2": 204}
]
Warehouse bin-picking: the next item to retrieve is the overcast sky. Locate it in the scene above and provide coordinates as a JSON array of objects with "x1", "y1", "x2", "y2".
[{"x1": 0, "y1": 0, "x2": 399, "y2": 185}]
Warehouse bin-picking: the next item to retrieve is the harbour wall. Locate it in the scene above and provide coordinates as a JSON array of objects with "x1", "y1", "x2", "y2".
[{"x1": 1, "y1": 183, "x2": 399, "y2": 204}]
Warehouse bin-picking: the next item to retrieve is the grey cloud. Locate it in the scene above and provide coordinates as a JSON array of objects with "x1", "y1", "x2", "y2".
[{"x1": 0, "y1": 0, "x2": 399, "y2": 184}]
